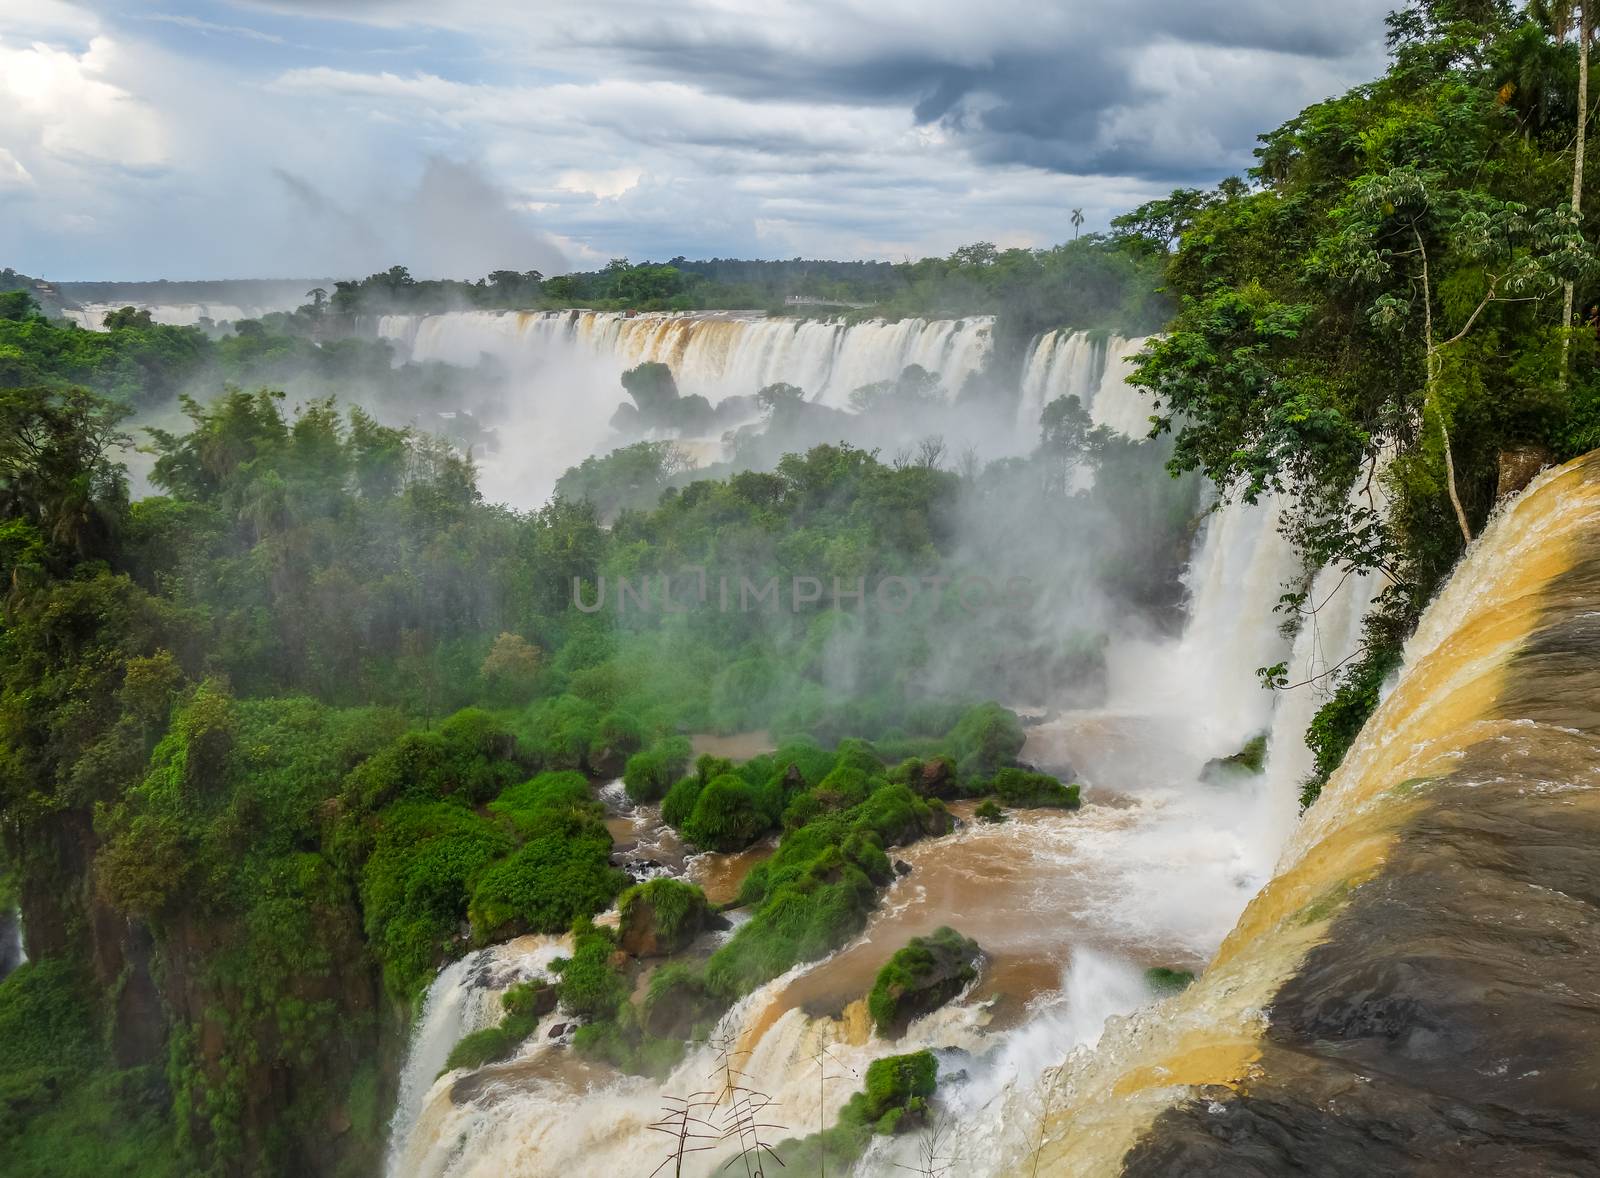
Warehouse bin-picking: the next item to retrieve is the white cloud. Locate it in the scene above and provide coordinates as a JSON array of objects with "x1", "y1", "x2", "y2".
[
  {"x1": 2, "y1": 0, "x2": 1398, "y2": 277},
  {"x1": 0, "y1": 35, "x2": 169, "y2": 169},
  {"x1": 0, "y1": 147, "x2": 35, "y2": 190}
]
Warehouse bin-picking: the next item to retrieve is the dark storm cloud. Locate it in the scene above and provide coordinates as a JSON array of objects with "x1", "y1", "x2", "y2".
[{"x1": 548, "y1": 0, "x2": 1391, "y2": 181}]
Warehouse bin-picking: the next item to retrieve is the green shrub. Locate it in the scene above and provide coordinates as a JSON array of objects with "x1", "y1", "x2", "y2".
[
  {"x1": 552, "y1": 920, "x2": 629, "y2": 1022},
  {"x1": 1303, "y1": 634, "x2": 1404, "y2": 808},
  {"x1": 975, "y1": 799, "x2": 1006, "y2": 823},
  {"x1": 623, "y1": 735, "x2": 693, "y2": 803},
  {"x1": 360, "y1": 801, "x2": 514, "y2": 997},
  {"x1": 992, "y1": 768, "x2": 1079, "y2": 809},
  {"x1": 488, "y1": 770, "x2": 599, "y2": 830},
  {"x1": 681, "y1": 774, "x2": 771, "y2": 851},
  {"x1": 467, "y1": 813, "x2": 624, "y2": 942},
  {"x1": 842, "y1": 1050, "x2": 938, "y2": 1135},
  {"x1": 661, "y1": 775, "x2": 704, "y2": 828},
  {"x1": 517, "y1": 694, "x2": 602, "y2": 771},
  {"x1": 593, "y1": 710, "x2": 644, "y2": 757},
  {"x1": 341, "y1": 708, "x2": 524, "y2": 816},
  {"x1": 946, "y1": 702, "x2": 1025, "y2": 783}
]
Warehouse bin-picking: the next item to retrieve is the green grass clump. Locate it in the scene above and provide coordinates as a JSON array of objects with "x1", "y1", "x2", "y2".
[
  {"x1": 681, "y1": 774, "x2": 771, "y2": 851},
  {"x1": 623, "y1": 735, "x2": 693, "y2": 803},
  {"x1": 991, "y1": 768, "x2": 1080, "y2": 809},
  {"x1": 975, "y1": 799, "x2": 1006, "y2": 823}
]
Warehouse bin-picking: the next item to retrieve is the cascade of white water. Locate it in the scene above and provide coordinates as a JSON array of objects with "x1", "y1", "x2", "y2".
[
  {"x1": 1015, "y1": 331, "x2": 1111, "y2": 435},
  {"x1": 66, "y1": 302, "x2": 287, "y2": 330},
  {"x1": 1087, "y1": 335, "x2": 1153, "y2": 437},
  {"x1": 385, "y1": 936, "x2": 567, "y2": 1177},
  {"x1": 376, "y1": 310, "x2": 994, "y2": 409},
  {"x1": 0, "y1": 908, "x2": 23, "y2": 981},
  {"x1": 1094, "y1": 493, "x2": 1302, "y2": 768}
]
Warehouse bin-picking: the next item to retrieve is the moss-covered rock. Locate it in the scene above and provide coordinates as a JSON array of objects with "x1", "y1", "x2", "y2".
[
  {"x1": 1201, "y1": 734, "x2": 1268, "y2": 783},
  {"x1": 991, "y1": 767, "x2": 1080, "y2": 809},
  {"x1": 641, "y1": 963, "x2": 716, "y2": 1040},
  {"x1": 845, "y1": 1049, "x2": 938, "y2": 1134},
  {"x1": 1145, "y1": 966, "x2": 1196, "y2": 993},
  {"x1": 441, "y1": 980, "x2": 555, "y2": 1074},
  {"x1": 867, "y1": 927, "x2": 981, "y2": 1039},
  {"x1": 975, "y1": 799, "x2": 1006, "y2": 824},
  {"x1": 617, "y1": 878, "x2": 710, "y2": 957}
]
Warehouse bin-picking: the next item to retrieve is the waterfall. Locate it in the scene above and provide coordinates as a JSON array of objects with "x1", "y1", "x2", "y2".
[
  {"x1": 1014, "y1": 331, "x2": 1110, "y2": 433},
  {"x1": 1086, "y1": 336, "x2": 1153, "y2": 438},
  {"x1": 64, "y1": 302, "x2": 284, "y2": 330},
  {"x1": 1012, "y1": 330, "x2": 1154, "y2": 444},
  {"x1": 1090, "y1": 493, "x2": 1303, "y2": 771},
  {"x1": 1016, "y1": 453, "x2": 1600, "y2": 1176},
  {"x1": 376, "y1": 310, "x2": 995, "y2": 409},
  {"x1": 386, "y1": 936, "x2": 567, "y2": 1176},
  {"x1": 0, "y1": 908, "x2": 23, "y2": 982}
]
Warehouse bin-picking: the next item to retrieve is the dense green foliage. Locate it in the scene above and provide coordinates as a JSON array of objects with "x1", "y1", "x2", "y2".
[{"x1": 1120, "y1": 0, "x2": 1600, "y2": 792}]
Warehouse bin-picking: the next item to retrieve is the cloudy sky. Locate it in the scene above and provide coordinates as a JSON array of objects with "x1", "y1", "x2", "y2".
[{"x1": 1, "y1": 0, "x2": 1395, "y2": 279}]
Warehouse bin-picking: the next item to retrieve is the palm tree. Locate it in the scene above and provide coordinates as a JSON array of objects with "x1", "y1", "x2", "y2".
[{"x1": 1070, "y1": 208, "x2": 1085, "y2": 239}]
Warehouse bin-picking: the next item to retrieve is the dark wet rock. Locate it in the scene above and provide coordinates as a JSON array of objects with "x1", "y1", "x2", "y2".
[
  {"x1": 1497, "y1": 444, "x2": 1554, "y2": 500},
  {"x1": 868, "y1": 927, "x2": 982, "y2": 1040},
  {"x1": 917, "y1": 757, "x2": 958, "y2": 800},
  {"x1": 547, "y1": 1022, "x2": 567, "y2": 1039},
  {"x1": 1123, "y1": 545, "x2": 1600, "y2": 1177},
  {"x1": 893, "y1": 859, "x2": 913, "y2": 877}
]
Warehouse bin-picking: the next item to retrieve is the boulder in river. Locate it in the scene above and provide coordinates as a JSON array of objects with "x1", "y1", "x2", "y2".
[
  {"x1": 617, "y1": 877, "x2": 710, "y2": 957},
  {"x1": 867, "y1": 926, "x2": 981, "y2": 1039}
]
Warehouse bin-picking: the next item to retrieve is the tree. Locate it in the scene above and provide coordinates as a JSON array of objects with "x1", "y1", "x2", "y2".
[
  {"x1": 1070, "y1": 208, "x2": 1085, "y2": 239},
  {"x1": 1562, "y1": 1, "x2": 1593, "y2": 385}
]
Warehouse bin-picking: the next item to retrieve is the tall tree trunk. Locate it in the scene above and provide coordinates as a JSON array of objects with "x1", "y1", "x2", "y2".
[{"x1": 1563, "y1": 0, "x2": 1591, "y2": 385}]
